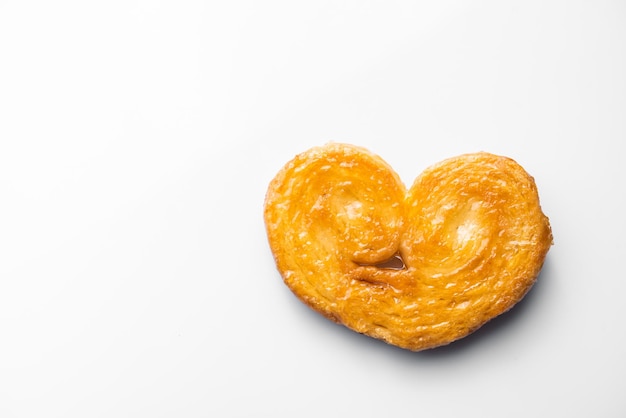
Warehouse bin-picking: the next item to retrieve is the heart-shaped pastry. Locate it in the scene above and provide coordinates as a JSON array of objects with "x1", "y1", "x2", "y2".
[{"x1": 264, "y1": 143, "x2": 552, "y2": 351}]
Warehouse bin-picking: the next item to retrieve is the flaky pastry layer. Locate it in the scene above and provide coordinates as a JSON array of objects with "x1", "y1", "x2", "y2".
[{"x1": 264, "y1": 143, "x2": 552, "y2": 351}]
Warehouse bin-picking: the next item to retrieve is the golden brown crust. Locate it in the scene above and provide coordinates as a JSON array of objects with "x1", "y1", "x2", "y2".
[{"x1": 264, "y1": 143, "x2": 552, "y2": 351}]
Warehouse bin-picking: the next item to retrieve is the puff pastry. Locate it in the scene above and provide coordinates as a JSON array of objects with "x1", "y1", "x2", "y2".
[{"x1": 264, "y1": 143, "x2": 552, "y2": 351}]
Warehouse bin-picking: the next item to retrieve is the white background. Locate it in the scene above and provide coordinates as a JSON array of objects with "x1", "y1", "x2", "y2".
[{"x1": 1, "y1": 1, "x2": 625, "y2": 417}]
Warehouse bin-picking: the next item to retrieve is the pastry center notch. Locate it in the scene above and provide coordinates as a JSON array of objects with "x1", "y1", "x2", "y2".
[{"x1": 356, "y1": 252, "x2": 406, "y2": 270}]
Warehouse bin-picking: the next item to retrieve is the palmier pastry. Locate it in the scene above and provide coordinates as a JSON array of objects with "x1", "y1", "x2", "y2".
[{"x1": 264, "y1": 143, "x2": 552, "y2": 351}]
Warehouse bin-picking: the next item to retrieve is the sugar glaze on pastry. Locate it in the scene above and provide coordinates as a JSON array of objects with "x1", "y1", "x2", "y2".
[{"x1": 264, "y1": 143, "x2": 552, "y2": 351}]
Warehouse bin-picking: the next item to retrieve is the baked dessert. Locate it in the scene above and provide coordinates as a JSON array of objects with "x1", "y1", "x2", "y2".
[{"x1": 264, "y1": 143, "x2": 552, "y2": 351}]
